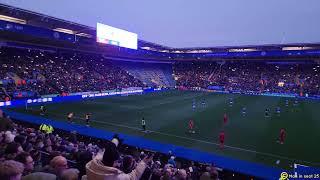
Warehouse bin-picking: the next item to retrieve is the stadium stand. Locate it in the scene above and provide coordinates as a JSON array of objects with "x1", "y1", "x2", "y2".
[
  {"x1": 3, "y1": 45, "x2": 318, "y2": 101},
  {"x1": 174, "y1": 61, "x2": 320, "y2": 96},
  {"x1": 114, "y1": 61, "x2": 176, "y2": 87},
  {"x1": 0, "y1": 47, "x2": 144, "y2": 100}
]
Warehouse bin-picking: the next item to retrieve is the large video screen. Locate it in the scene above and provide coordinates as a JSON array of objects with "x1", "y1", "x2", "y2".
[{"x1": 96, "y1": 23, "x2": 138, "y2": 50}]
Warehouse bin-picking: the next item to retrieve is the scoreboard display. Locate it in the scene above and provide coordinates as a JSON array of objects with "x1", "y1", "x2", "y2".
[{"x1": 96, "y1": 22, "x2": 138, "y2": 50}]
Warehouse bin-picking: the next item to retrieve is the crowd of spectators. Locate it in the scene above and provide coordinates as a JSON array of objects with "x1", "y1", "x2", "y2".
[
  {"x1": 0, "y1": 47, "x2": 144, "y2": 101},
  {"x1": 0, "y1": 109, "x2": 239, "y2": 180},
  {"x1": 1, "y1": 46, "x2": 319, "y2": 101},
  {"x1": 174, "y1": 61, "x2": 320, "y2": 95}
]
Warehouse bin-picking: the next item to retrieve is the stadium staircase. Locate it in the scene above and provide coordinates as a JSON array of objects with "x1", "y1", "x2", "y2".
[
  {"x1": 113, "y1": 61, "x2": 175, "y2": 87},
  {"x1": 0, "y1": 87, "x2": 10, "y2": 98},
  {"x1": 208, "y1": 66, "x2": 218, "y2": 81},
  {"x1": 7, "y1": 72, "x2": 21, "y2": 82},
  {"x1": 208, "y1": 63, "x2": 223, "y2": 82}
]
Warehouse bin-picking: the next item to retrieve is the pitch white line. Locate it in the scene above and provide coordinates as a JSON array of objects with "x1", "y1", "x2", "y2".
[{"x1": 88, "y1": 118, "x2": 318, "y2": 166}]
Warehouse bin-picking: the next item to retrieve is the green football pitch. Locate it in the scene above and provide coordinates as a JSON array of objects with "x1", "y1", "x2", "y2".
[{"x1": 9, "y1": 90, "x2": 320, "y2": 169}]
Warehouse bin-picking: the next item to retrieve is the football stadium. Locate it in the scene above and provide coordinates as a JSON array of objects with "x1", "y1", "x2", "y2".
[{"x1": 0, "y1": 1, "x2": 320, "y2": 180}]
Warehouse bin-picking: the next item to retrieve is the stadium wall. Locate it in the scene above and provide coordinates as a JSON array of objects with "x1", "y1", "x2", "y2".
[
  {"x1": 2, "y1": 86, "x2": 320, "y2": 107},
  {"x1": 0, "y1": 87, "x2": 163, "y2": 107}
]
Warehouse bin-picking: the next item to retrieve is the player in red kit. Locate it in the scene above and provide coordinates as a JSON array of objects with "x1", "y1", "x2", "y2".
[
  {"x1": 223, "y1": 113, "x2": 228, "y2": 125},
  {"x1": 279, "y1": 128, "x2": 286, "y2": 144},
  {"x1": 219, "y1": 131, "x2": 225, "y2": 149},
  {"x1": 188, "y1": 119, "x2": 195, "y2": 134}
]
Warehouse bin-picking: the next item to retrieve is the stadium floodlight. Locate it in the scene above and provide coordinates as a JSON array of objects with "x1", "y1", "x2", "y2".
[
  {"x1": 228, "y1": 48, "x2": 257, "y2": 52},
  {"x1": 186, "y1": 50, "x2": 213, "y2": 53},
  {"x1": 160, "y1": 50, "x2": 170, "y2": 53},
  {"x1": 53, "y1": 28, "x2": 75, "y2": 34},
  {"x1": 0, "y1": 15, "x2": 26, "y2": 24},
  {"x1": 76, "y1": 32, "x2": 92, "y2": 38},
  {"x1": 282, "y1": 46, "x2": 314, "y2": 51}
]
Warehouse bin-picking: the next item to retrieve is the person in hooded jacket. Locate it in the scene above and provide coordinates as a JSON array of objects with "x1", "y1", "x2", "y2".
[{"x1": 85, "y1": 141, "x2": 153, "y2": 180}]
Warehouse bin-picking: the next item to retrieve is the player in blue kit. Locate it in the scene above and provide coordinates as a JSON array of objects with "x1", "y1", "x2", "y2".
[
  {"x1": 192, "y1": 99, "x2": 196, "y2": 111},
  {"x1": 229, "y1": 97, "x2": 234, "y2": 107},
  {"x1": 276, "y1": 107, "x2": 281, "y2": 116},
  {"x1": 265, "y1": 108, "x2": 270, "y2": 117},
  {"x1": 242, "y1": 107, "x2": 246, "y2": 116},
  {"x1": 201, "y1": 99, "x2": 206, "y2": 108}
]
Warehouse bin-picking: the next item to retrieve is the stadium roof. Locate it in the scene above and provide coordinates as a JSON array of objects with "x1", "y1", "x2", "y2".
[
  {"x1": 1, "y1": 3, "x2": 320, "y2": 54},
  {"x1": 0, "y1": 4, "x2": 95, "y2": 37}
]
